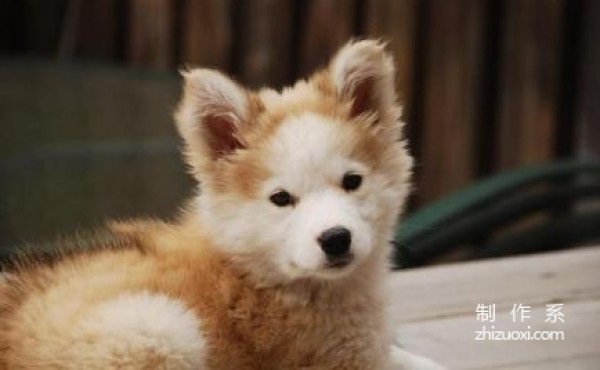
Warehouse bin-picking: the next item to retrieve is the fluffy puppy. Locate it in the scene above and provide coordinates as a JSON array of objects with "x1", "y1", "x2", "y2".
[{"x1": 0, "y1": 40, "x2": 441, "y2": 369}]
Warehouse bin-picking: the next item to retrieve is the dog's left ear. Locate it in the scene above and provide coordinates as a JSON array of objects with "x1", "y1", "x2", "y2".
[
  {"x1": 175, "y1": 69, "x2": 250, "y2": 178},
  {"x1": 329, "y1": 40, "x2": 401, "y2": 130}
]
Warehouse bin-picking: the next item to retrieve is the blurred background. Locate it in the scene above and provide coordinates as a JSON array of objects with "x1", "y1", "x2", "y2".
[{"x1": 0, "y1": 0, "x2": 598, "y2": 264}]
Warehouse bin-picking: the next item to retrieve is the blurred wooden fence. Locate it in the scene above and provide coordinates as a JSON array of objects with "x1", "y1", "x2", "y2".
[{"x1": 0, "y1": 0, "x2": 597, "y2": 245}]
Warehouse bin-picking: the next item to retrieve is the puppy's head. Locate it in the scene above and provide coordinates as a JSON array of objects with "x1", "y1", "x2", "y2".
[{"x1": 175, "y1": 40, "x2": 412, "y2": 283}]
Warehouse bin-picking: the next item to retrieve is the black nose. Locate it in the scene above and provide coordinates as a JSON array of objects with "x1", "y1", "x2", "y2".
[{"x1": 318, "y1": 227, "x2": 351, "y2": 257}]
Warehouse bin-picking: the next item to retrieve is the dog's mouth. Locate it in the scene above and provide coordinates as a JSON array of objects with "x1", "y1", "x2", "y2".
[
  {"x1": 288, "y1": 254, "x2": 357, "y2": 280},
  {"x1": 325, "y1": 254, "x2": 354, "y2": 269}
]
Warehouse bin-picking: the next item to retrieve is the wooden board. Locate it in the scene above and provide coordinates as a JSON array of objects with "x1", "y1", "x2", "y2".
[
  {"x1": 235, "y1": 0, "x2": 294, "y2": 88},
  {"x1": 495, "y1": 0, "x2": 564, "y2": 169},
  {"x1": 0, "y1": 0, "x2": 18, "y2": 51},
  {"x1": 2, "y1": 0, "x2": 586, "y2": 210},
  {"x1": 180, "y1": 0, "x2": 232, "y2": 70},
  {"x1": 297, "y1": 0, "x2": 356, "y2": 77},
  {"x1": 391, "y1": 247, "x2": 600, "y2": 369},
  {"x1": 73, "y1": 0, "x2": 122, "y2": 60},
  {"x1": 415, "y1": 0, "x2": 487, "y2": 204},
  {"x1": 18, "y1": 0, "x2": 67, "y2": 55},
  {"x1": 127, "y1": 0, "x2": 175, "y2": 69},
  {"x1": 364, "y1": 0, "x2": 418, "y2": 145},
  {"x1": 576, "y1": 0, "x2": 600, "y2": 161},
  {"x1": 364, "y1": 0, "x2": 417, "y2": 106}
]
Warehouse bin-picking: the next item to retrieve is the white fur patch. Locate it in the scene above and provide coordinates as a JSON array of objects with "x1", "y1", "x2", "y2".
[
  {"x1": 80, "y1": 292, "x2": 206, "y2": 369},
  {"x1": 260, "y1": 113, "x2": 383, "y2": 278},
  {"x1": 198, "y1": 110, "x2": 407, "y2": 283}
]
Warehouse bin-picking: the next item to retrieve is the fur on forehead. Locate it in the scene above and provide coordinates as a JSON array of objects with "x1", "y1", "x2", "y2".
[{"x1": 174, "y1": 39, "x2": 404, "y2": 192}]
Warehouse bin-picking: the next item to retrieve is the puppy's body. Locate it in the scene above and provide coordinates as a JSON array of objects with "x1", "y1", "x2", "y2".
[
  {"x1": 0, "y1": 41, "x2": 441, "y2": 369},
  {"x1": 1, "y1": 219, "x2": 388, "y2": 369}
]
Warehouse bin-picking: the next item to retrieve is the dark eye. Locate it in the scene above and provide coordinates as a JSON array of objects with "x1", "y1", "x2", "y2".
[
  {"x1": 342, "y1": 172, "x2": 362, "y2": 191},
  {"x1": 269, "y1": 190, "x2": 294, "y2": 207}
]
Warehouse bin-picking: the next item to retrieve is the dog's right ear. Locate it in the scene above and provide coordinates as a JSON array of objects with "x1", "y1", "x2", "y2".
[
  {"x1": 175, "y1": 69, "x2": 250, "y2": 177},
  {"x1": 329, "y1": 40, "x2": 402, "y2": 139}
]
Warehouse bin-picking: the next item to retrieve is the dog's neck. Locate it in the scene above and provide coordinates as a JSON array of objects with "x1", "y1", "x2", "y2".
[{"x1": 280, "y1": 250, "x2": 389, "y2": 309}]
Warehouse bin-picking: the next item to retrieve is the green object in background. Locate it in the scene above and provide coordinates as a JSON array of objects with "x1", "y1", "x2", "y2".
[{"x1": 395, "y1": 160, "x2": 600, "y2": 268}]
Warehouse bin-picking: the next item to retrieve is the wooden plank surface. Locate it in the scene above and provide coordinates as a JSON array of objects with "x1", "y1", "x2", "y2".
[
  {"x1": 364, "y1": 0, "x2": 418, "y2": 144},
  {"x1": 495, "y1": 0, "x2": 564, "y2": 169},
  {"x1": 365, "y1": 0, "x2": 417, "y2": 107},
  {"x1": 73, "y1": 0, "x2": 121, "y2": 60},
  {"x1": 127, "y1": 0, "x2": 175, "y2": 69},
  {"x1": 19, "y1": 0, "x2": 67, "y2": 55},
  {"x1": 415, "y1": 0, "x2": 487, "y2": 204},
  {"x1": 391, "y1": 247, "x2": 600, "y2": 369},
  {"x1": 1, "y1": 0, "x2": 583, "y2": 210},
  {"x1": 180, "y1": 0, "x2": 232, "y2": 70},
  {"x1": 576, "y1": 0, "x2": 600, "y2": 161},
  {"x1": 236, "y1": 0, "x2": 294, "y2": 88},
  {"x1": 0, "y1": 0, "x2": 18, "y2": 51},
  {"x1": 297, "y1": 0, "x2": 356, "y2": 76}
]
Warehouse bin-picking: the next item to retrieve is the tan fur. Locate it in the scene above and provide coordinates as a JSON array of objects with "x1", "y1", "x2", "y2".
[
  {"x1": 1, "y1": 217, "x2": 388, "y2": 369},
  {"x1": 0, "y1": 40, "x2": 414, "y2": 369}
]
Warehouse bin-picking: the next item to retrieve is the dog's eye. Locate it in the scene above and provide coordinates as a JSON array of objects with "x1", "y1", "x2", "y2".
[
  {"x1": 269, "y1": 190, "x2": 294, "y2": 207},
  {"x1": 342, "y1": 172, "x2": 362, "y2": 191}
]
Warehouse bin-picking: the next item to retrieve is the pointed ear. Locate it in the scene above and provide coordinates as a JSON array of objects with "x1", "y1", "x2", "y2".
[
  {"x1": 329, "y1": 40, "x2": 401, "y2": 127},
  {"x1": 175, "y1": 69, "x2": 249, "y2": 175}
]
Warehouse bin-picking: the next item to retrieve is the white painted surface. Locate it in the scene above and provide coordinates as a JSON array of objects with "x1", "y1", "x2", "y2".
[{"x1": 391, "y1": 247, "x2": 600, "y2": 369}]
